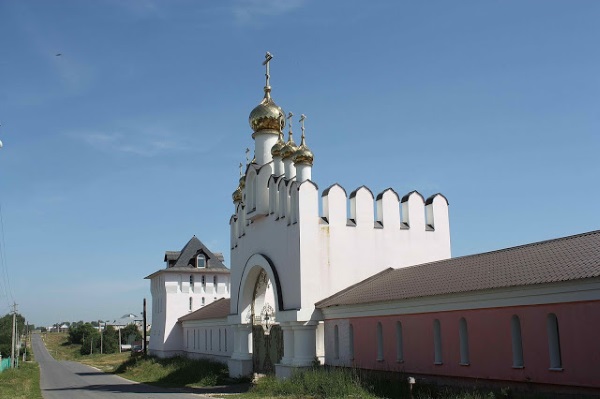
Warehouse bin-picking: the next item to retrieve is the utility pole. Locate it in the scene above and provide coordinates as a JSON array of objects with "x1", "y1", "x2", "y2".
[
  {"x1": 118, "y1": 328, "x2": 121, "y2": 353},
  {"x1": 143, "y1": 298, "x2": 147, "y2": 356},
  {"x1": 100, "y1": 320, "x2": 103, "y2": 354},
  {"x1": 10, "y1": 303, "x2": 17, "y2": 368}
]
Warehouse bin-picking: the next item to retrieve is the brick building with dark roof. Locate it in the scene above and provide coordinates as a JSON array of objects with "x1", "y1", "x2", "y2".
[{"x1": 316, "y1": 230, "x2": 600, "y2": 390}]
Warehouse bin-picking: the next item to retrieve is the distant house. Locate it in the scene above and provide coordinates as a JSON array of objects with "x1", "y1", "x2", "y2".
[
  {"x1": 106, "y1": 313, "x2": 143, "y2": 330},
  {"x1": 145, "y1": 236, "x2": 231, "y2": 358}
]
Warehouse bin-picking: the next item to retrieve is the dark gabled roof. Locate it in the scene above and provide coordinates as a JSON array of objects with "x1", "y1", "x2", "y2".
[
  {"x1": 171, "y1": 236, "x2": 228, "y2": 270},
  {"x1": 164, "y1": 251, "x2": 180, "y2": 261},
  {"x1": 316, "y1": 230, "x2": 600, "y2": 309},
  {"x1": 178, "y1": 298, "x2": 230, "y2": 322}
]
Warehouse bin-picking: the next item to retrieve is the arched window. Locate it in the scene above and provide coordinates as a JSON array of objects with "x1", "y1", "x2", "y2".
[
  {"x1": 197, "y1": 254, "x2": 206, "y2": 268},
  {"x1": 396, "y1": 321, "x2": 404, "y2": 362},
  {"x1": 205, "y1": 330, "x2": 208, "y2": 350},
  {"x1": 219, "y1": 329, "x2": 222, "y2": 351},
  {"x1": 225, "y1": 329, "x2": 228, "y2": 352},
  {"x1": 210, "y1": 329, "x2": 213, "y2": 351},
  {"x1": 201, "y1": 275, "x2": 206, "y2": 289},
  {"x1": 333, "y1": 325, "x2": 340, "y2": 359},
  {"x1": 193, "y1": 329, "x2": 196, "y2": 349},
  {"x1": 201, "y1": 297, "x2": 205, "y2": 306},
  {"x1": 547, "y1": 313, "x2": 562, "y2": 369},
  {"x1": 511, "y1": 315, "x2": 524, "y2": 368},
  {"x1": 189, "y1": 275, "x2": 194, "y2": 292},
  {"x1": 213, "y1": 275, "x2": 218, "y2": 292},
  {"x1": 189, "y1": 297, "x2": 193, "y2": 312},
  {"x1": 349, "y1": 324, "x2": 355, "y2": 360},
  {"x1": 376, "y1": 322, "x2": 384, "y2": 361},
  {"x1": 433, "y1": 319, "x2": 443, "y2": 364},
  {"x1": 459, "y1": 318, "x2": 469, "y2": 365}
]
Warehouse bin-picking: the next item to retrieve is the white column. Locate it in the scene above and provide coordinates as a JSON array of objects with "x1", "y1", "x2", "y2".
[
  {"x1": 254, "y1": 132, "x2": 279, "y2": 165},
  {"x1": 292, "y1": 323, "x2": 317, "y2": 366},
  {"x1": 231, "y1": 324, "x2": 252, "y2": 360},
  {"x1": 280, "y1": 324, "x2": 295, "y2": 365},
  {"x1": 273, "y1": 156, "x2": 284, "y2": 176},
  {"x1": 283, "y1": 158, "x2": 296, "y2": 180},
  {"x1": 295, "y1": 164, "x2": 311, "y2": 182}
]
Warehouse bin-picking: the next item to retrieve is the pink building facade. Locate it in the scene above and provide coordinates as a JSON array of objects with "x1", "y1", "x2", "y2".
[{"x1": 318, "y1": 231, "x2": 600, "y2": 390}]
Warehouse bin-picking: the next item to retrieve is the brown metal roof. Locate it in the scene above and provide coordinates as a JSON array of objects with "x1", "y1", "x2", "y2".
[
  {"x1": 316, "y1": 230, "x2": 600, "y2": 308},
  {"x1": 178, "y1": 298, "x2": 230, "y2": 322}
]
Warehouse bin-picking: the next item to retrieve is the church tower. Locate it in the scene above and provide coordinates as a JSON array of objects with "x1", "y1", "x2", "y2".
[{"x1": 227, "y1": 53, "x2": 451, "y2": 378}]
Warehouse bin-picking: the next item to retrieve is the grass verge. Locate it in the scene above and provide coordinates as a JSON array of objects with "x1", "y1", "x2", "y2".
[
  {"x1": 0, "y1": 361, "x2": 43, "y2": 399},
  {"x1": 114, "y1": 354, "x2": 232, "y2": 388},
  {"x1": 42, "y1": 332, "x2": 130, "y2": 372}
]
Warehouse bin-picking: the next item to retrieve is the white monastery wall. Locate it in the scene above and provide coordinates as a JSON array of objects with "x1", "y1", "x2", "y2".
[
  {"x1": 231, "y1": 164, "x2": 451, "y2": 323},
  {"x1": 181, "y1": 319, "x2": 233, "y2": 363},
  {"x1": 149, "y1": 271, "x2": 230, "y2": 357}
]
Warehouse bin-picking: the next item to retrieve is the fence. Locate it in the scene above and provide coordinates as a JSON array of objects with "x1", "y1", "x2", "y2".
[{"x1": 0, "y1": 357, "x2": 11, "y2": 373}]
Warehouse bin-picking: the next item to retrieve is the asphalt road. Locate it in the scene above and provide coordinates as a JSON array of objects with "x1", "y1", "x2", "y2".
[{"x1": 32, "y1": 333, "x2": 206, "y2": 399}]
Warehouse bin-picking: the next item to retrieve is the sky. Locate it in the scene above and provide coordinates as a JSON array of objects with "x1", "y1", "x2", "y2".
[{"x1": 0, "y1": 1, "x2": 598, "y2": 327}]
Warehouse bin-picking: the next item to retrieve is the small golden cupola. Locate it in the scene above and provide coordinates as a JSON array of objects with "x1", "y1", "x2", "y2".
[
  {"x1": 232, "y1": 163, "x2": 246, "y2": 203},
  {"x1": 271, "y1": 131, "x2": 285, "y2": 158},
  {"x1": 293, "y1": 115, "x2": 314, "y2": 166},
  {"x1": 248, "y1": 52, "x2": 285, "y2": 137},
  {"x1": 280, "y1": 130, "x2": 297, "y2": 160}
]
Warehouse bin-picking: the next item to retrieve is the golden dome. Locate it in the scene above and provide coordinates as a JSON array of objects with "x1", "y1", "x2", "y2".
[
  {"x1": 232, "y1": 186, "x2": 243, "y2": 203},
  {"x1": 293, "y1": 134, "x2": 314, "y2": 166},
  {"x1": 249, "y1": 87, "x2": 285, "y2": 135},
  {"x1": 271, "y1": 132, "x2": 285, "y2": 158},
  {"x1": 280, "y1": 131, "x2": 297, "y2": 160}
]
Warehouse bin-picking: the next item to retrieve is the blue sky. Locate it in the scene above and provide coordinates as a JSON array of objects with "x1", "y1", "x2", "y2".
[{"x1": 0, "y1": 1, "x2": 598, "y2": 327}]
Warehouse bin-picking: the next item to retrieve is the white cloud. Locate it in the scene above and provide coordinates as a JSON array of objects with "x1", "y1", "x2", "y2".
[
  {"x1": 232, "y1": 0, "x2": 306, "y2": 26},
  {"x1": 70, "y1": 127, "x2": 193, "y2": 157}
]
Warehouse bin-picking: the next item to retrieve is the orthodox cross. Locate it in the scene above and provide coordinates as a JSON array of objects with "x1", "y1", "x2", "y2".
[
  {"x1": 239, "y1": 162, "x2": 243, "y2": 177},
  {"x1": 262, "y1": 52, "x2": 273, "y2": 87},
  {"x1": 245, "y1": 147, "x2": 250, "y2": 165},
  {"x1": 299, "y1": 114, "x2": 307, "y2": 139},
  {"x1": 287, "y1": 112, "x2": 294, "y2": 133}
]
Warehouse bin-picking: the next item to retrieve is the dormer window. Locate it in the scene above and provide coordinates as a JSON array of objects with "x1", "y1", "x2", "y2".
[{"x1": 197, "y1": 254, "x2": 206, "y2": 268}]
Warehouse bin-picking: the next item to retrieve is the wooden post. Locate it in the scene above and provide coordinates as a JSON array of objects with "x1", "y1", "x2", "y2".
[{"x1": 143, "y1": 298, "x2": 147, "y2": 356}]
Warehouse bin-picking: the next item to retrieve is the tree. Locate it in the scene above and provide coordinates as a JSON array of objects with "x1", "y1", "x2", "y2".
[
  {"x1": 80, "y1": 328, "x2": 100, "y2": 355},
  {"x1": 102, "y1": 325, "x2": 119, "y2": 354},
  {"x1": 0, "y1": 313, "x2": 25, "y2": 358},
  {"x1": 68, "y1": 323, "x2": 97, "y2": 345},
  {"x1": 120, "y1": 324, "x2": 142, "y2": 344}
]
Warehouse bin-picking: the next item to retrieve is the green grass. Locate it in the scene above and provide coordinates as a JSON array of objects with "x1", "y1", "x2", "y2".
[
  {"x1": 245, "y1": 368, "x2": 380, "y2": 398},
  {"x1": 0, "y1": 361, "x2": 43, "y2": 399},
  {"x1": 42, "y1": 332, "x2": 130, "y2": 371},
  {"x1": 113, "y1": 354, "x2": 232, "y2": 388}
]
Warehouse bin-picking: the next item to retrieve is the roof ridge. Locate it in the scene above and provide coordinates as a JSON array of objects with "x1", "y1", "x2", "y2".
[{"x1": 399, "y1": 229, "x2": 600, "y2": 273}]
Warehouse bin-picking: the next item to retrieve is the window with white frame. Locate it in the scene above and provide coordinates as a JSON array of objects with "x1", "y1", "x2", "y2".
[
  {"x1": 396, "y1": 321, "x2": 404, "y2": 362},
  {"x1": 547, "y1": 313, "x2": 562, "y2": 370},
  {"x1": 376, "y1": 322, "x2": 384, "y2": 361},
  {"x1": 349, "y1": 324, "x2": 354, "y2": 360},
  {"x1": 511, "y1": 315, "x2": 524, "y2": 368},
  {"x1": 459, "y1": 318, "x2": 469, "y2": 365},
  {"x1": 433, "y1": 319, "x2": 443, "y2": 364},
  {"x1": 333, "y1": 325, "x2": 340, "y2": 360},
  {"x1": 197, "y1": 254, "x2": 206, "y2": 268}
]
